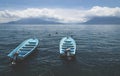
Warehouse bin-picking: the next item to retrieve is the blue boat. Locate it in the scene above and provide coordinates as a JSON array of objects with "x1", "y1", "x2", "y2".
[
  {"x1": 59, "y1": 37, "x2": 76, "y2": 58},
  {"x1": 8, "y1": 38, "x2": 39, "y2": 64}
]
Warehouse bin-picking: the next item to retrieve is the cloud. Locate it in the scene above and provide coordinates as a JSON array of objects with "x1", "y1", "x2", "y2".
[{"x1": 0, "y1": 6, "x2": 120, "y2": 23}]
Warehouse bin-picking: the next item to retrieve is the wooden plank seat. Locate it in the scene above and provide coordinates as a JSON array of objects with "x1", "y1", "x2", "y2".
[
  {"x1": 19, "y1": 51, "x2": 28, "y2": 55},
  {"x1": 28, "y1": 42, "x2": 36, "y2": 44},
  {"x1": 61, "y1": 49, "x2": 74, "y2": 52},
  {"x1": 63, "y1": 43, "x2": 73, "y2": 45},
  {"x1": 22, "y1": 46, "x2": 34, "y2": 48},
  {"x1": 25, "y1": 44, "x2": 36, "y2": 46},
  {"x1": 64, "y1": 41, "x2": 72, "y2": 43},
  {"x1": 19, "y1": 48, "x2": 31, "y2": 51},
  {"x1": 62, "y1": 45, "x2": 74, "y2": 47},
  {"x1": 62, "y1": 47, "x2": 67, "y2": 49}
]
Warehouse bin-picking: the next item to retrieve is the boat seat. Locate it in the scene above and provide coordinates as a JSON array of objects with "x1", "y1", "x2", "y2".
[
  {"x1": 19, "y1": 51, "x2": 28, "y2": 55},
  {"x1": 62, "y1": 47, "x2": 74, "y2": 49},
  {"x1": 64, "y1": 41, "x2": 71, "y2": 43},
  {"x1": 62, "y1": 43, "x2": 73, "y2": 45},
  {"x1": 62, "y1": 47, "x2": 68, "y2": 49},
  {"x1": 29, "y1": 42, "x2": 36, "y2": 44},
  {"x1": 25, "y1": 44, "x2": 36, "y2": 46},
  {"x1": 69, "y1": 50, "x2": 75, "y2": 52},
  {"x1": 62, "y1": 44, "x2": 73, "y2": 47},
  {"x1": 71, "y1": 48, "x2": 75, "y2": 49},
  {"x1": 61, "y1": 50, "x2": 74, "y2": 52},
  {"x1": 62, "y1": 45, "x2": 74, "y2": 47},
  {"x1": 20, "y1": 48, "x2": 31, "y2": 51},
  {"x1": 22, "y1": 46, "x2": 34, "y2": 48}
]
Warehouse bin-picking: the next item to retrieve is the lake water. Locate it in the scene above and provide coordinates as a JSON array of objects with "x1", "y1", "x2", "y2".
[{"x1": 0, "y1": 24, "x2": 120, "y2": 76}]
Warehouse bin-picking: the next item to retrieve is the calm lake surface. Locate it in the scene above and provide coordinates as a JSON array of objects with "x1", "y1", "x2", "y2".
[{"x1": 0, "y1": 24, "x2": 120, "y2": 76}]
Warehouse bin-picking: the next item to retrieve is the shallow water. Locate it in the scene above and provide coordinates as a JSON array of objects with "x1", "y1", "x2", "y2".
[{"x1": 0, "y1": 24, "x2": 120, "y2": 76}]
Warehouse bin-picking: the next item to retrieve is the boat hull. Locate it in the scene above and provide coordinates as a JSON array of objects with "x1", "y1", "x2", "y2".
[
  {"x1": 59, "y1": 37, "x2": 76, "y2": 57},
  {"x1": 8, "y1": 38, "x2": 39, "y2": 61}
]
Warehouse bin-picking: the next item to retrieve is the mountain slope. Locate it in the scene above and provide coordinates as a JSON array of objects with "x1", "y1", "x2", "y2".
[
  {"x1": 83, "y1": 17, "x2": 120, "y2": 24},
  {"x1": 5, "y1": 18, "x2": 62, "y2": 24},
  {"x1": 2, "y1": 17, "x2": 120, "y2": 24}
]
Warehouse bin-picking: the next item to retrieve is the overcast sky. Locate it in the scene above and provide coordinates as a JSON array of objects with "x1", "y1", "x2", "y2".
[
  {"x1": 0, "y1": 0, "x2": 120, "y2": 9},
  {"x1": 0, "y1": 0, "x2": 120, "y2": 23}
]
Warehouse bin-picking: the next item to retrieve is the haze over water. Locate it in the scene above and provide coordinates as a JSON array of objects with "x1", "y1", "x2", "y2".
[{"x1": 0, "y1": 24, "x2": 120, "y2": 76}]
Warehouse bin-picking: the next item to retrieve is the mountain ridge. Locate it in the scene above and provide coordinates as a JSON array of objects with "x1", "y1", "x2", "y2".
[
  {"x1": 83, "y1": 17, "x2": 120, "y2": 24},
  {"x1": 4, "y1": 17, "x2": 62, "y2": 24},
  {"x1": 2, "y1": 16, "x2": 120, "y2": 24}
]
